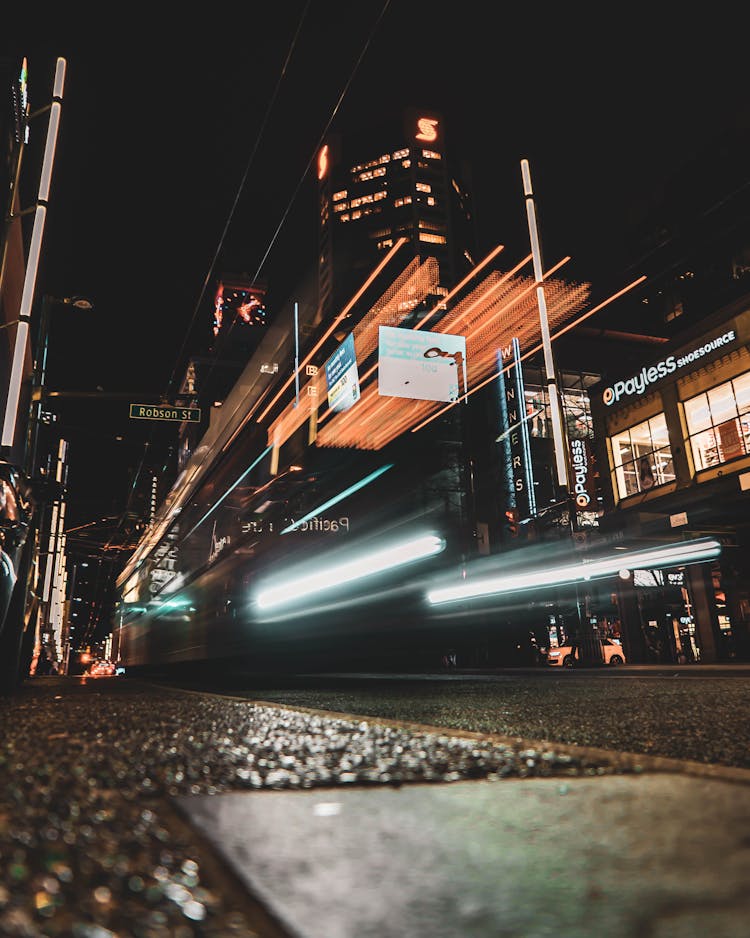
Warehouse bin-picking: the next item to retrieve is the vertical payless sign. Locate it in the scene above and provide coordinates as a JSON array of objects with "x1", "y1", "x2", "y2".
[
  {"x1": 569, "y1": 438, "x2": 594, "y2": 510},
  {"x1": 325, "y1": 333, "x2": 360, "y2": 412}
]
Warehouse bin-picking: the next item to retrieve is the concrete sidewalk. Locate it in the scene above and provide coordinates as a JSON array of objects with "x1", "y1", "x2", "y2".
[{"x1": 179, "y1": 770, "x2": 750, "y2": 938}]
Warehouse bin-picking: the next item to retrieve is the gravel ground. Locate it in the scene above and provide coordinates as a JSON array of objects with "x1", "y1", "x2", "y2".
[{"x1": 0, "y1": 675, "x2": 631, "y2": 938}]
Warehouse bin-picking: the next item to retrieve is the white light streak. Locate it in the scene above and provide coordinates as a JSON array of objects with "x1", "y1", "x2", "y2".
[
  {"x1": 427, "y1": 538, "x2": 721, "y2": 605},
  {"x1": 256, "y1": 533, "x2": 445, "y2": 610}
]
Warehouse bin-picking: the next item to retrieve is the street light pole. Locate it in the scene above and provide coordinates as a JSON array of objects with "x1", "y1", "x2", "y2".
[{"x1": 520, "y1": 158, "x2": 602, "y2": 665}]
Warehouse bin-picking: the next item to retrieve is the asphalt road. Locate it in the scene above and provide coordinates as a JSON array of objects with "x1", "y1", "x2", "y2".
[
  {"x1": 158, "y1": 665, "x2": 750, "y2": 770},
  {"x1": 3, "y1": 668, "x2": 749, "y2": 936}
]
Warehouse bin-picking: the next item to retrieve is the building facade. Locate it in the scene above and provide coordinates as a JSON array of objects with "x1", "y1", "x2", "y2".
[{"x1": 592, "y1": 300, "x2": 750, "y2": 663}]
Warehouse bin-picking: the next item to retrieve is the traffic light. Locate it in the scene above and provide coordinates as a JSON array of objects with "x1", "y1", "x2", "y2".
[{"x1": 504, "y1": 508, "x2": 519, "y2": 537}]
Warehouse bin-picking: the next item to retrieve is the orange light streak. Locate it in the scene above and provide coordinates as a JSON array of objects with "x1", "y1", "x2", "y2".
[
  {"x1": 257, "y1": 237, "x2": 408, "y2": 424},
  {"x1": 268, "y1": 255, "x2": 437, "y2": 447},
  {"x1": 442, "y1": 254, "x2": 534, "y2": 334},
  {"x1": 462, "y1": 256, "x2": 570, "y2": 338},
  {"x1": 413, "y1": 243, "x2": 506, "y2": 330},
  {"x1": 410, "y1": 274, "x2": 648, "y2": 434},
  {"x1": 316, "y1": 256, "x2": 587, "y2": 451}
]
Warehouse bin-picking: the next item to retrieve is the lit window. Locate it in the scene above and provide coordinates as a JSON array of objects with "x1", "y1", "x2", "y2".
[
  {"x1": 416, "y1": 182, "x2": 432, "y2": 193},
  {"x1": 356, "y1": 166, "x2": 387, "y2": 182},
  {"x1": 394, "y1": 196, "x2": 412, "y2": 207},
  {"x1": 422, "y1": 149, "x2": 442, "y2": 160},
  {"x1": 350, "y1": 154, "x2": 390, "y2": 173},
  {"x1": 402, "y1": 159, "x2": 411, "y2": 169},
  {"x1": 666, "y1": 299, "x2": 684, "y2": 322},
  {"x1": 684, "y1": 371, "x2": 750, "y2": 471},
  {"x1": 339, "y1": 213, "x2": 350, "y2": 222},
  {"x1": 332, "y1": 190, "x2": 348, "y2": 202},
  {"x1": 392, "y1": 148, "x2": 409, "y2": 159},
  {"x1": 351, "y1": 210, "x2": 362, "y2": 219},
  {"x1": 609, "y1": 413, "x2": 674, "y2": 499},
  {"x1": 418, "y1": 232, "x2": 447, "y2": 244},
  {"x1": 418, "y1": 219, "x2": 445, "y2": 232},
  {"x1": 377, "y1": 238, "x2": 394, "y2": 250},
  {"x1": 427, "y1": 196, "x2": 436, "y2": 206},
  {"x1": 333, "y1": 201, "x2": 349, "y2": 212}
]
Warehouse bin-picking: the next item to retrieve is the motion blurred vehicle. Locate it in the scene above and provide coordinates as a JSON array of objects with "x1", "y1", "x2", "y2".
[
  {"x1": 0, "y1": 459, "x2": 39, "y2": 694},
  {"x1": 546, "y1": 637, "x2": 626, "y2": 668}
]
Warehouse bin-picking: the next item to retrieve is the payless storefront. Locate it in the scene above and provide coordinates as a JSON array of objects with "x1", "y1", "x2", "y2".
[{"x1": 591, "y1": 305, "x2": 750, "y2": 663}]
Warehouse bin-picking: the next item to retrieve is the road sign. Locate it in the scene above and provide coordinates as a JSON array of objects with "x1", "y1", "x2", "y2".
[{"x1": 129, "y1": 404, "x2": 201, "y2": 423}]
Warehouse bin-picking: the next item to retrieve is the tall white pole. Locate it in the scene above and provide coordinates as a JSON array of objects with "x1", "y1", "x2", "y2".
[
  {"x1": 294, "y1": 301, "x2": 300, "y2": 408},
  {"x1": 2, "y1": 57, "x2": 66, "y2": 451},
  {"x1": 521, "y1": 158, "x2": 570, "y2": 490}
]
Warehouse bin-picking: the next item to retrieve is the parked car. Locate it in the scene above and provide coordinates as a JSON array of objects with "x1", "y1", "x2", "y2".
[
  {"x1": 0, "y1": 459, "x2": 39, "y2": 694},
  {"x1": 546, "y1": 637, "x2": 626, "y2": 667},
  {"x1": 86, "y1": 660, "x2": 116, "y2": 677}
]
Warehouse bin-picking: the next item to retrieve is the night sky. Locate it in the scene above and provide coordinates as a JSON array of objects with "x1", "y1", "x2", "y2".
[{"x1": 7, "y1": 6, "x2": 749, "y2": 541}]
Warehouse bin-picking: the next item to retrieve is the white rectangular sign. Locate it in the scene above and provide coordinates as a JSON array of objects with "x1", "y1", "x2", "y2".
[{"x1": 378, "y1": 326, "x2": 467, "y2": 403}]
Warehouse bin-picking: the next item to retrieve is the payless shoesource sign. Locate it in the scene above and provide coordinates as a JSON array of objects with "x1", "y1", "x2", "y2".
[{"x1": 602, "y1": 329, "x2": 737, "y2": 406}]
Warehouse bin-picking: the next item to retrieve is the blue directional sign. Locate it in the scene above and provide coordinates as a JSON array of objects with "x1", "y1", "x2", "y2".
[{"x1": 325, "y1": 333, "x2": 360, "y2": 412}]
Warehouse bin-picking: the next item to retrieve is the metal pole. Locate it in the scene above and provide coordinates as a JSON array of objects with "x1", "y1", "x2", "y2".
[
  {"x1": 520, "y1": 159, "x2": 570, "y2": 491},
  {"x1": 520, "y1": 159, "x2": 601, "y2": 665},
  {"x1": 2, "y1": 57, "x2": 66, "y2": 456},
  {"x1": 294, "y1": 301, "x2": 300, "y2": 408}
]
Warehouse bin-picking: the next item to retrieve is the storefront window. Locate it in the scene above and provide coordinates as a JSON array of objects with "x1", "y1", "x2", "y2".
[
  {"x1": 523, "y1": 369, "x2": 598, "y2": 440},
  {"x1": 610, "y1": 413, "x2": 675, "y2": 499},
  {"x1": 684, "y1": 371, "x2": 750, "y2": 470}
]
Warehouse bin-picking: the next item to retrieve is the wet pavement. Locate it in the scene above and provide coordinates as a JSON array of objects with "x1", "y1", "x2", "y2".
[{"x1": 1, "y1": 673, "x2": 748, "y2": 936}]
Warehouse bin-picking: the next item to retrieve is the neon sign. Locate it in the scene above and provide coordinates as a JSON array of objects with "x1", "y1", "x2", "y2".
[
  {"x1": 415, "y1": 117, "x2": 438, "y2": 142},
  {"x1": 603, "y1": 329, "x2": 737, "y2": 405},
  {"x1": 318, "y1": 144, "x2": 329, "y2": 180},
  {"x1": 570, "y1": 438, "x2": 591, "y2": 508}
]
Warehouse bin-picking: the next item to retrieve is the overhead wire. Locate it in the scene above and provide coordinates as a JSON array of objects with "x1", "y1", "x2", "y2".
[
  {"x1": 103, "y1": 0, "x2": 392, "y2": 565},
  {"x1": 100, "y1": 2, "x2": 313, "y2": 560}
]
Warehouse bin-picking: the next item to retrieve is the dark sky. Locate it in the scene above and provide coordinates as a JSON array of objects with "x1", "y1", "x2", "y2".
[{"x1": 7, "y1": 5, "x2": 749, "y2": 533}]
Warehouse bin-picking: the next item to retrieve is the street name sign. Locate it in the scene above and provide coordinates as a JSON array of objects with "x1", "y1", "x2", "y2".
[{"x1": 129, "y1": 404, "x2": 201, "y2": 422}]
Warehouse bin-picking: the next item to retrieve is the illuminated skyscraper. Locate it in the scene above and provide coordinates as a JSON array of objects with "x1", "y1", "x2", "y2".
[{"x1": 316, "y1": 108, "x2": 475, "y2": 325}]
